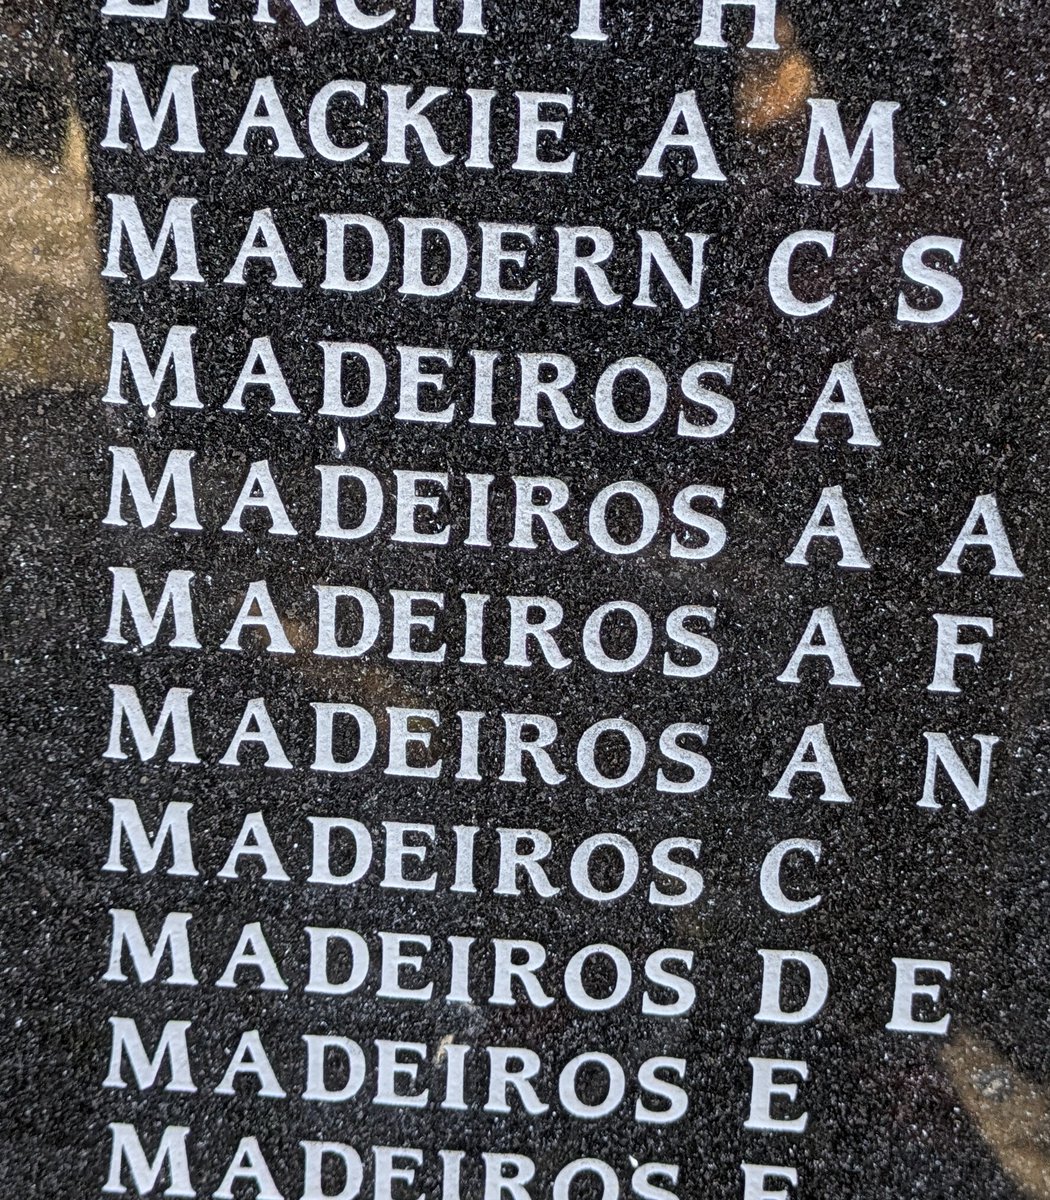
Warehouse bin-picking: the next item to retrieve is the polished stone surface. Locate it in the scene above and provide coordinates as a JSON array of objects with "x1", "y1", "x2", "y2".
[{"x1": 2, "y1": 2, "x2": 1049, "y2": 1197}]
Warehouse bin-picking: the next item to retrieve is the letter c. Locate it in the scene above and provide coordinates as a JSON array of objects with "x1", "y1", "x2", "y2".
[
  {"x1": 759, "y1": 838, "x2": 822, "y2": 914},
  {"x1": 768, "y1": 230, "x2": 836, "y2": 317}
]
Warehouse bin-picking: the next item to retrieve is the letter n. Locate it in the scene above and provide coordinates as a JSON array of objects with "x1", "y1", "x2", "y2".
[{"x1": 919, "y1": 732, "x2": 999, "y2": 812}]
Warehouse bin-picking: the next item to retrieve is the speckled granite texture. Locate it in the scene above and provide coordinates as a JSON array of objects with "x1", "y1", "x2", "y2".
[{"x1": 1, "y1": 2, "x2": 1048, "y2": 1197}]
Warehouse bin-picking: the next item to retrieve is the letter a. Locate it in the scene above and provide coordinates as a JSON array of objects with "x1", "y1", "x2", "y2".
[
  {"x1": 937, "y1": 495, "x2": 1022, "y2": 578},
  {"x1": 637, "y1": 92, "x2": 726, "y2": 181},
  {"x1": 795, "y1": 361, "x2": 880, "y2": 447},
  {"x1": 769, "y1": 723, "x2": 851, "y2": 803},
  {"x1": 786, "y1": 485, "x2": 870, "y2": 568},
  {"x1": 777, "y1": 607, "x2": 860, "y2": 688}
]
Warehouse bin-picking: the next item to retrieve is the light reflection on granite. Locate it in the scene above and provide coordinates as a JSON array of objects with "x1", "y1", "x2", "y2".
[
  {"x1": 944, "y1": 1033, "x2": 1050, "y2": 1198},
  {"x1": 0, "y1": 110, "x2": 107, "y2": 388}
]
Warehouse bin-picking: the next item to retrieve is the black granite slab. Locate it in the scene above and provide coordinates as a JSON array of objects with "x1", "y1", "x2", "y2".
[{"x1": 2, "y1": 1, "x2": 1049, "y2": 1197}]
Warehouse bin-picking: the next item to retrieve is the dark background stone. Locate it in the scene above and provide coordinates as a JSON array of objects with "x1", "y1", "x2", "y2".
[{"x1": 2, "y1": 1, "x2": 1049, "y2": 1196}]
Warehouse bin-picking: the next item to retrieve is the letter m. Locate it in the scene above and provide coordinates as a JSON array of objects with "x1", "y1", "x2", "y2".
[
  {"x1": 104, "y1": 799, "x2": 198, "y2": 876},
  {"x1": 103, "y1": 1123, "x2": 195, "y2": 1196},
  {"x1": 918, "y1": 732, "x2": 1000, "y2": 812},
  {"x1": 796, "y1": 99, "x2": 900, "y2": 191},
  {"x1": 105, "y1": 685, "x2": 200, "y2": 764},
  {"x1": 103, "y1": 909, "x2": 197, "y2": 985},
  {"x1": 103, "y1": 63, "x2": 203, "y2": 152},
  {"x1": 103, "y1": 195, "x2": 203, "y2": 281},
  {"x1": 105, "y1": 1018, "x2": 196, "y2": 1092},
  {"x1": 105, "y1": 568, "x2": 200, "y2": 649},
  {"x1": 104, "y1": 323, "x2": 201, "y2": 409},
  {"x1": 104, "y1": 447, "x2": 201, "y2": 530}
]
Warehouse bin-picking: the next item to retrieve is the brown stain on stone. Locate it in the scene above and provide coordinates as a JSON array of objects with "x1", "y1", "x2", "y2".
[{"x1": 735, "y1": 14, "x2": 815, "y2": 134}]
